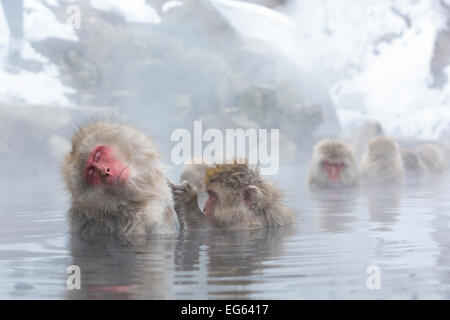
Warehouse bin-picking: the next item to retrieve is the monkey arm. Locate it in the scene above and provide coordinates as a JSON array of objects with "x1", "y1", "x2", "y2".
[{"x1": 169, "y1": 180, "x2": 207, "y2": 230}]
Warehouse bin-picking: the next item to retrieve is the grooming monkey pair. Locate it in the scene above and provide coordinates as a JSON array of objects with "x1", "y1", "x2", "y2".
[
  {"x1": 62, "y1": 121, "x2": 294, "y2": 237},
  {"x1": 63, "y1": 120, "x2": 446, "y2": 237}
]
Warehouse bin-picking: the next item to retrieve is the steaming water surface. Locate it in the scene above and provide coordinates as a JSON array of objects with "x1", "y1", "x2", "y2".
[{"x1": 1, "y1": 165, "x2": 449, "y2": 299}]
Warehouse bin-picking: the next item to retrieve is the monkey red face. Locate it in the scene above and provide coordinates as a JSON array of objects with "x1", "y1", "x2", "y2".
[
  {"x1": 203, "y1": 189, "x2": 217, "y2": 217},
  {"x1": 84, "y1": 145, "x2": 129, "y2": 187},
  {"x1": 322, "y1": 161, "x2": 345, "y2": 182}
]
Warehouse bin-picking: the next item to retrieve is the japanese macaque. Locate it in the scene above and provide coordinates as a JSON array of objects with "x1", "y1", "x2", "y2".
[
  {"x1": 416, "y1": 144, "x2": 447, "y2": 174},
  {"x1": 62, "y1": 121, "x2": 178, "y2": 238},
  {"x1": 170, "y1": 159, "x2": 211, "y2": 230},
  {"x1": 400, "y1": 149, "x2": 428, "y2": 182},
  {"x1": 308, "y1": 139, "x2": 359, "y2": 188},
  {"x1": 172, "y1": 161, "x2": 295, "y2": 229},
  {"x1": 352, "y1": 120, "x2": 384, "y2": 161},
  {"x1": 360, "y1": 136, "x2": 404, "y2": 184}
]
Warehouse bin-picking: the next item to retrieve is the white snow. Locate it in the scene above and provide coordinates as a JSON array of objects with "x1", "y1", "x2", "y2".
[
  {"x1": 214, "y1": 0, "x2": 450, "y2": 140},
  {"x1": 209, "y1": 0, "x2": 301, "y2": 65},
  {"x1": 25, "y1": 0, "x2": 78, "y2": 42},
  {"x1": 0, "y1": 0, "x2": 76, "y2": 106},
  {"x1": 324, "y1": 0, "x2": 450, "y2": 140},
  {"x1": 280, "y1": 0, "x2": 450, "y2": 140},
  {"x1": 162, "y1": 1, "x2": 183, "y2": 13},
  {"x1": 0, "y1": 0, "x2": 160, "y2": 106},
  {"x1": 1, "y1": 0, "x2": 449, "y2": 140},
  {"x1": 91, "y1": 0, "x2": 161, "y2": 24}
]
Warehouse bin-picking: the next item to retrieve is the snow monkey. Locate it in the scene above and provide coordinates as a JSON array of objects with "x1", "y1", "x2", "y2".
[
  {"x1": 172, "y1": 159, "x2": 211, "y2": 230},
  {"x1": 400, "y1": 149, "x2": 428, "y2": 182},
  {"x1": 62, "y1": 120, "x2": 179, "y2": 238},
  {"x1": 172, "y1": 161, "x2": 295, "y2": 229},
  {"x1": 308, "y1": 139, "x2": 359, "y2": 188},
  {"x1": 360, "y1": 136, "x2": 404, "y2": 184},
  {"x1": 416, "y1": 144, "x2": 447, "y2": 174}
]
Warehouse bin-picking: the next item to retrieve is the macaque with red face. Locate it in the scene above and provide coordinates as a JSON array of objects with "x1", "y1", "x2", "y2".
[
  {"x1": 172, "y1": 161, "x2": 294, "y2": 229},
  {"x1": 308, "y1": 139, "x2": 359, "y2": 188},
  {"x1": 360, "y1": 136, "x2": 404, "y2": 184},
  {"x1": 62, "y1": 121, "x2": 178, "y2": 238}
]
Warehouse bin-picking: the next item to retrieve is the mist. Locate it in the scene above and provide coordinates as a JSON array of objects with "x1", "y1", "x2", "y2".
[{"x1": 1, "y1": 0, "x2": 450, "y2": 301}]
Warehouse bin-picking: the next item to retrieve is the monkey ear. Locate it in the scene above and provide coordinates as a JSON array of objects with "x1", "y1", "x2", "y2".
[{"x1": 241, "y1": 185, "x2": 259, "y2": 206}]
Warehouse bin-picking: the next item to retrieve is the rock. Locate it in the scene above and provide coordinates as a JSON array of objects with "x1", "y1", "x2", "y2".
[
  {"x1": 235, "y1": 86, "x2": 277, "y2": 126},
  {"x1": 27, "y1": 0, "x2": 341, "y2": 163}
]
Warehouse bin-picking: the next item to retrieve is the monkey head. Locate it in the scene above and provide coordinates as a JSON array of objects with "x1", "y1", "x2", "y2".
[
  {"x1": 201, "y1": 162, "x2": 268, "y2": 228},
  {"x1": 401, "y1": 150, "x2": 422, "y2": 171},
  {"x1": 367, "y1": 136, "x2": 398, "y2": 160},
  {"x1": 62, "y1": 121, "x2": 165, "y2": 214},
  {"x1": 309, "y1": 139, "x2": 358, "y2": 187}
]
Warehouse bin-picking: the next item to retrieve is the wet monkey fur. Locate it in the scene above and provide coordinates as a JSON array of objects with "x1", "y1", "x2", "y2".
[
  {"x1": 308, "y1": 139, "x2": 359, "y2": 188},
  {"x1": 62, "y1": 121, "x2": 179, "y2": 238},
  {"x1": 172, "y1": 161, "x2": 295, "y2": 229}
]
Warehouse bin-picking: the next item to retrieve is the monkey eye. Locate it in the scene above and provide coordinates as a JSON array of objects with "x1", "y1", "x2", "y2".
[
  {"x1": 94, "y1": 150, "x2": 102, "y2": 162},
  {"x1": 207, "y1": 189, "x2": 217, "y2": 199}
]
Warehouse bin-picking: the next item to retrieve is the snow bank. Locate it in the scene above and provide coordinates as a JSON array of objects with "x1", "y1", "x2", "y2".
[
  {"x1": 0, "y1": 0, "x2": 160, "y2": 106},
  {"x1": 91, "y1": 0, "x2": 161, "y2": 23},
  {"x1": 216, "y1": 0, "x2": 450, "y2": 140},
  {"x1": 0, "y1": 0, "x2": 77, "y2": 106},
  {"x1": 279, "y1": 0, "x2": 450, "y2": 140}
]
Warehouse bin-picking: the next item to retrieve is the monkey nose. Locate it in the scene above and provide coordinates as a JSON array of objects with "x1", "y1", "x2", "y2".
[{"x1": 95, "y1": 165, "x2": 111, "y2": 176}]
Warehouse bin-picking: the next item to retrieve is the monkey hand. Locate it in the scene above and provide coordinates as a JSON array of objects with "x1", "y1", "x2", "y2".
[
  {"x1": 171, "y1": 182, "x2": 199, "y2": 210},
  {"x1": 171, "y1": 182, "x2": 206, "y2": 230}
]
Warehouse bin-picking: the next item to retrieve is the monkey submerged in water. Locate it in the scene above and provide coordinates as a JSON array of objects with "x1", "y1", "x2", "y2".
[
  {"x1": 172, "y1": 161, "x2": 295, "y2": 229},
  {"x1": 171, "y1": 159, "x2": 211, "y2": 230},
  {"x1": 62, "y1": 121, "x2": 178, "y2": 238},
  {"x1": 360, "y1": 136, "x2": 404, "y2": 184},
  {"x1": 416, "y1": 144, "x2": 447, "y2": 174},
  {"x1": 308, "y1": 139, "x2": 359, "y2": 188},
  {"x1": 400, "y1": 149, "x2": 428, "y2": 183}
]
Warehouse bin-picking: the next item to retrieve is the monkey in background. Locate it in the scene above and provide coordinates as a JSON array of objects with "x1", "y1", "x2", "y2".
[
  {"x1": 417, "y1": 144, "x2": 447, "y2": 174},
  {"x1": 400, "y1": 149, "x2": 428, "y2": 183},
  {"x1": 62, "y1": 120, "x2": 179, "y2": 239},
  {"x1": 308, "y1": 139, "x2": 359, "y2": 188},
  {"x1": 172, "y1": 160, "x2": 295, "y2": 229},
  {"x1": 360, "y1": 136, "x2": 404, "y2": 184},
  {"x1": 352, "y1": 120, "x2": 384, "y2": 162}
]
